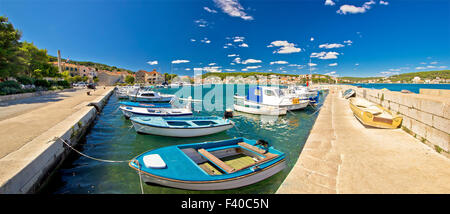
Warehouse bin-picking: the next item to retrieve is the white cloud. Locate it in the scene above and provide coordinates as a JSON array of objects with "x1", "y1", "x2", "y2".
[
  {"x1": 430, "y1": 61, "x2": 438, "y2": 64},
  {"x1": 239, "y1": 43, "x2": 249, "y2": 47},
  {"x1": 185, "y1": 68, "x2": 191, "y2": 71},
  {"x1": 324, "y1": 0, "x2": 335, "y2": 6},
  {"x1": 308, "y1": 63, "x2": 317, "y2": 67},
  {"x1": 325, "y1": 71, "x2": 337, "y2": 76},
  {"x1": 380, "y1": 71, "x2": 398, "y2": 76},
  {"x1": 328, "y1": 63, "x2": 338, "y2": 66},
  {"x1": 337, "y1": 1, "x2": 375, "y2": 15},
  {"x1": 190, "y1": 38, "x2": 196, "y2": 42},
  {"x1": 204, "y1": 7, "x2": 218, "y2": 13},
  {"x1": 379, "y1": 1, "x2": 389, "y2": 5},
  {"x1": 227, "y1": 54, "x2": 238, "y2": 57},
  {"x1": 267, "y1": 40, "x2": 301, "y2": 54},
  {"x1": 172, "y1": 60, "x2": 190, "y2": 64},
  {"x1": 241, "y1": 68, "x2": 248, "y2": 71},
  {"x1": 213, "y1": 0, "x2": 254, "y2": 20},
  {"x1": 233, "y1": 36, "x2": 245, "y2": 42},
  {"x1": 200, "y1": 37, "x2": 211, "y2": 44},
  {"x1": 439, "y1": 66, "x2": 447, "y2": 69},
  {"x1": 310, "y1": 37, "x2": 314, "y2": 41},
  {"x1": 344, "y1": 40, "x2": 353, "y2": 45},
  {"x1": 246, "y1": 65, "x2": 261, "y2": 69},
  {"x1": 208, "y1": 63, "x2": 217, "y2": 66},
  {"x1": 232, "y1": 57, "x2": 241, "y2": 64},
  {"x1": 319, "y1": 43, "x2": 345, "y2": 49},
  {"x1": 224, "y1": 69, "x2": 236, "y2": 71},
  {"x1": 311, "y1": 51, "x2": 339, "y2": 59},
  {"x1": 242, "y1": 59, "x2": 262, "y2": 64},
  {"x1": 194, "y1": 19, "x2": 208, "y2": 27},
  {"x1": 203, "y1": 66, "x2": 222, "y2": 73},
  {"x1": 147, "y1": 60, "x2": 158, "y2": 65},
  {"x1": 270, "y1": 61, "x2": 289, "y2": 65},
  {"x1": 389, "y1": 68, "x2": 401, "y2": 72},
  {"x1": 415, "y1": 66, "x2": 426, "y2": 70},
  {"x1": 426, "y1": 65, "x2": 436, "y2": 69}
]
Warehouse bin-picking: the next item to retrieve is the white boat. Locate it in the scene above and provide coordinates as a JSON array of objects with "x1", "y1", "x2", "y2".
[
  {"x1": 128, "y1": 90, "x2": 175, "y2": 103},
  {"x1": 130, "y1": 116, "x2": 234, "y2": 137},
  {"x1": 235, "y1": 86, "x2": 309, "y2": 111},
  {"x1": 283, "y1": 85, "x2": 320, "y2": 104},
  {"x1": 119, "y1": 106, "x2": 192, "y2": 118},
  {"x1": 233, "y1": 97, "x2": 287, "y2": 115}
]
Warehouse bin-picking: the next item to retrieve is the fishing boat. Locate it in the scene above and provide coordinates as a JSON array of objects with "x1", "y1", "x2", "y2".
[
  {"x1": 349, "y1": 97, "x2": 402, "y2": 129},
  {"x1": 128, "y1": 137, "x2": 286, "y2": 190},
  {"x1": 235, "y1": 86, "x2": 309, "y2": 111},
  {"x1": 283, "y1": 85, "x2": 320, "y2": 104},
  {"x1": 130, "y1": 116, "x2": 234, "y2": 137},
  {"x1": 128, "y1": 90, "x2": 175, "y2": 103},
  {"x1": 233, "y1": 98, "x2": 287, "y2": 115},
  {"x1": 342, "y1": 89, "x2": 356, "y2": 99},
  {"x1": 119, "y1": 106, "x2": 192, "y2": 118},
  {"x1": 119, "y1": 101, "x2": 172, "y2": 108}
]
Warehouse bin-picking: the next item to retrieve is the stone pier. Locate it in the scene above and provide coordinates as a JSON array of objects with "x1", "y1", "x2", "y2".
[{"x1": 277, "y1": 86, "x2": 450, "y2": 194}]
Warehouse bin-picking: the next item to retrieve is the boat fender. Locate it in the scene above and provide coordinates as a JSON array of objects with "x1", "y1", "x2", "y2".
[
  {"x1": 224, "y1": 109, "x2": 233, "y2": 119},
  {"x1": 256, "y1": 140, "x2": 270, "y2": 154}
]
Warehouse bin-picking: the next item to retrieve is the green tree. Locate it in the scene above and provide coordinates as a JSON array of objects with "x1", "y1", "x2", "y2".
[
  {"x1": 125, "y1": 75, "x2": 135, "y2": 84},
  {"x1": 0, "y1": 16, "x2": 23, "y2": 78}
]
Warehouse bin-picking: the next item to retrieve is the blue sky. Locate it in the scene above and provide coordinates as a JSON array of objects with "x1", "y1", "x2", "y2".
[{"x1": 1, "y1": 0, "x2": 449, "y2": 77}]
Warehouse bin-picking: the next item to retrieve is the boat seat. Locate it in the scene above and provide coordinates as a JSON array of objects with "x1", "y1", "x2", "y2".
[
  {"x1": 237, "y1": 142, "x2": 277, "y2": 159},
  {"x1": 198, "y1": 149, "x2": 236, "y2": 173},
  {"x1": 142, "y1": 154, "x2": 166, "y2": 169}
]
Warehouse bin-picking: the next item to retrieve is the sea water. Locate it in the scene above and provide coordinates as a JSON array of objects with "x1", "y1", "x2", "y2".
[{"x1": 42, "y1": 84, "x2": 325, "y2": 194}]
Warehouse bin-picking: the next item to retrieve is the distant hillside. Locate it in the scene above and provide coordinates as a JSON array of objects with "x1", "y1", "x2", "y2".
[
  {"x1": 339, "y1": 76, "x2": 382, "y2": 82},
  {"x1": 388, "y1": 70, "x2": 450, "y2": 82},
  {"x1": 48, "y1": 55, "x2": 134, "y2": 74}
]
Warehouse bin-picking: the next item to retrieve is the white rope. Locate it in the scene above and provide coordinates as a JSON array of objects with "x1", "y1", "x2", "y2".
[{"x1": 53, "y1": 136, "x2": 131, "y2": 163}]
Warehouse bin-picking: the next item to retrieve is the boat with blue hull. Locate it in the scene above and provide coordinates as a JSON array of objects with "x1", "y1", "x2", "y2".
[
  {"x1": 130, "y1": 116, "x2": 234, "y2": 137},
  {"x1": 129, "y1": 137, "x2": 286, "y2": 190}
]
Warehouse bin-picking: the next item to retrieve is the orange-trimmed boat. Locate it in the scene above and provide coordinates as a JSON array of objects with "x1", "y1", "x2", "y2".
[{"x1": 349, "y1": 97, "x2": 402, "y2": 129}]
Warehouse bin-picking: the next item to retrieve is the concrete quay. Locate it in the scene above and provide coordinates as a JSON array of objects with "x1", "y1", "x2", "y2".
[
  {"x1": 277, "y1": 86, "x2": 450, "y2": 194},
  {"x1": 0, "y1": 87, "x2": 114, "y2": 193}
]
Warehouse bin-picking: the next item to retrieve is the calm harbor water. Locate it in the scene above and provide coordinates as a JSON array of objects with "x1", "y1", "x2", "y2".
[
  {"x1": 42, "y1": 84, "x2": 326, "y2": 194},
  {"x1": 350, "y1": 83, "x2": 450, "y2": 94}
]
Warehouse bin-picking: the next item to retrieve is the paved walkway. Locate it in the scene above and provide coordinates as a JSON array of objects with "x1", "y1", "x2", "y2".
[
  {"x1": 277, "y1": 86, "x2": 450, "y2": 193},
  {"x1": 0, "y1": 87, "x2": 113, "y2": 159}
]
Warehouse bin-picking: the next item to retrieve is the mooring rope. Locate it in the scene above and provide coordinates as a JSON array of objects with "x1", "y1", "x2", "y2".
[
  {"x1": 52, "y1": 136, "x2": 145, "y2": 194},
  {"x1": 53, "y1": 137, "x2": 131, "y2": 163}
]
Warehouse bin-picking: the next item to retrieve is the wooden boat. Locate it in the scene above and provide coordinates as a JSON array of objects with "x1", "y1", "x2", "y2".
[
  {"x1": 235, "y1": 86, "x2": 309, "y2": 111},
  {"x1": 342, "y1": 89, "x2": 356, "y2": 99},
  {"x1": 128, "y1": 137, "x2": 286, "y2": 190},
  {"x1": 130, "y1": 116, "x2": 234, "y2": 137},
  {"x1": 119, "y1": 106, "x2": 192, "y2": 118},
  {"x1": 128, "y1": 90, "x2": 174, "y2": 103},
  {"x1": 349, "y1": 97, "x2": 402, "y2": 129}
]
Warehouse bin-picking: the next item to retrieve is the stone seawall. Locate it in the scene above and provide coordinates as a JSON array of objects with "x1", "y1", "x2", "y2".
[
  {"x1": 341, "y1": 85, "x2": 450, "y2": 157},
  {"x1": 0, "y1": 88, "x2": 114, "y2": 194}
]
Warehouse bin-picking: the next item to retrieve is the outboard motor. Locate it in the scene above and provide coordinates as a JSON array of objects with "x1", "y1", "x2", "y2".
[
  {"x1": 224, "y1": 109, "x2": 233, "y2": 119},
  {"x1": 256, "y1": 139, "x2": 270, "y2": 154}
]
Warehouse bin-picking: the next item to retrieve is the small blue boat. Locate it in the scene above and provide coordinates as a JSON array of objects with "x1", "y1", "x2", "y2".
[
  {"x1": 129, "y1": 137, "x2": 286, "y2": 190},
  {"x1": 119, "y1": 101, "x2": 172, "y2": 108},
  {"x1": 130, "y1": 116, "x2": 234, "y2": 137}
]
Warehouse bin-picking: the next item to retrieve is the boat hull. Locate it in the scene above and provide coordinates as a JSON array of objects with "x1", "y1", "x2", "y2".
[
  {"x1": 349, "y1": 98, "x2": 402, "y2": 129},
  {"x1": 131, "y1": 120, "x2": 234, "y2": 137},
  {"x1": 128, "y1": 96, "x2": 173, "y2": 103},
  {"x1": 120, "y1": 108, "x2": 192, "y2": 119},
  {"x1": 233, "y1": 104, "x2": 287, "y2": 116},
  {"x1": 133, "y1": 159, "x2": 286, "y2": 190}
]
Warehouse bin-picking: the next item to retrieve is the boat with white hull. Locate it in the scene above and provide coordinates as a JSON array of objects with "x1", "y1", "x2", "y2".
[
  {"x1": 128, "y1": 90, "x2": 174, "y2": 103},
  {"x1": 119, "y1": 106, "x2": 192, "y2": 118},
  {"x1": 130, "y1": 116, "x2": 234, "y2": 137},
  {"x1": 234, "y1": 86, "x2": 309, "y2": 111},
  {"x1": 128, "y1": 137, "x2": 286, "y2": 190}
]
